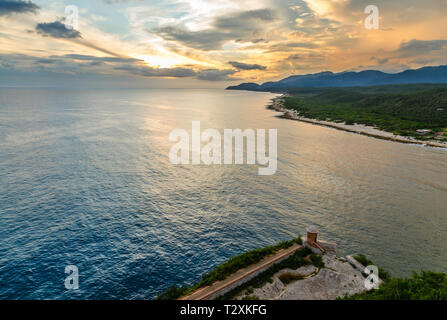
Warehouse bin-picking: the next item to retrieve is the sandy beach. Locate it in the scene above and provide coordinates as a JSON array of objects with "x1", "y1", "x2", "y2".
[{"x1": 268, "y1": 95, "x2": 447, "y2": 149}]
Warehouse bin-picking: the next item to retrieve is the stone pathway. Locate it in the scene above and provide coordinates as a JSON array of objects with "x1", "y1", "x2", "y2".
[{"x1": 179, "y1": 244, "x2": 303, "y2": 300}]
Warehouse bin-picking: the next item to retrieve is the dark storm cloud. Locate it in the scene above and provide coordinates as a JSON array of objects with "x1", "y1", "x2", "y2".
[
  {"x1": 0, "y1": 0, "x2": 39, "y2": 16},
  {"x1": 35, "y1": 21, "x2": 82, "y2": 39},
  {"x1": 228, "y1": 61, "x2": 266, "y2": 70},
  {"x1": 154, "y1": 9, "x2": 278, "y2": 50}
]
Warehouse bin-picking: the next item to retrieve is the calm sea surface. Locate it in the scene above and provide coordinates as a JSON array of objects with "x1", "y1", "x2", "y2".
[{"x1": 0, "y1": 88, "x2": 446, "y2": 299}]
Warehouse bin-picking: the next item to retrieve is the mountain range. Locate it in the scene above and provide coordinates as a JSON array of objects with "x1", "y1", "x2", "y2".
[{"x1": 226, "y1": 65, "x2": 447, "y2": 91}]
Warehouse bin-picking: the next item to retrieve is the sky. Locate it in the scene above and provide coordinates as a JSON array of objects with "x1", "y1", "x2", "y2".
[{"x1": 1, "y1": 0, "x2": 447, "y2": 87}]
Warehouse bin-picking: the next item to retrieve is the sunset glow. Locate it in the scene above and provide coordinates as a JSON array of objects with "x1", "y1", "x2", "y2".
[{"x1": 1, "y1": 0, "x2": 447, "y2": 86}]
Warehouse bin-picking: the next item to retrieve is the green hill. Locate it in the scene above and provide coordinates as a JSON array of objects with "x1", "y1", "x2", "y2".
[{"x1": 281, "y1": 85, "x2": 447, "y2": 139}]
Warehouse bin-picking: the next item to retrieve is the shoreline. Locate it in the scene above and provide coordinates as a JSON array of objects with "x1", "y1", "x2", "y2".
[
  {"x1": 171, "y1": 236, "x2": 370, "y2": 300},
  {"x1": 268, "y1": 95, "x2": 447, "y2": 149}
]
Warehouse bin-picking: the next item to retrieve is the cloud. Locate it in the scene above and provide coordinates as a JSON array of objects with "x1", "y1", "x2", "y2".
[
  {"x1": 34, "y1": 21, "x2": 127, "y2": 58},
  {"x1": 196, "y1": 69, "x2": 237, "y2": 81},
  {"x1": 228, "y1": 61, "x2": 266, "y2": 70},
  {"x1": 370, "y1": 56, "x2": 389, "y2": 65},
  {"x1": 367, "y1": 39, "x2": 447, "y2": 68},
  {"x1": 34, "y1": 58, "x2": 56, "y2": 64},
  {"x1": 0, "y1": 0, "x2": 39, "y2": 16},
  {"x1": 103, "y1": 0, "x2": 143, "y2": 4},
  {"x1": 153, "y1": 8, "x2": 278, "y2": 50},
  {"x1": 154, "y1": 27, "x2": 228, "y2": 51},
  {"x1": 62, "y1": 54, "x2": 137, "y2": 63},
  {"x1": 285, "y1": 52, "x2": 325, "y2": 61},
  {"x1": 0, "y1": 52, "x2": 199, "y2": 79},
  {"x1": 396, "y1": 39, "x2": 447, "y2": 57},
  {"x1": 260, "y1": 41, "x2": 320, "y2": 53},
  {"x1": 90, "y1": 14, "x2": 107, "y2": 22},
  {"x1": 276, "y1": 51, "x2": 327, "y2": 73},
  {"x1": 1, "y1": 52, "x2": 239, "y2": 81},
  {"x1": 213, "y1": 8, "x2": 276, "y2": 30},
  {"x1": 0, "y1": 53, "x2": 62, "y2": 71},
  {"x1": 35, "y1": 21, "x2": 82, "y2": 39},
  {"x1": 4, "y1": 0, "x2": 447, "y2": 83},
  {"x1": 115, "y1": 64, "x2": 196, "y2": 77},
  {"x1": 56, "y1": 54, "x2": 197, "y2": 78},
  {"x1": 301, "y1": 0, "x2": 447, "y2": 34}
]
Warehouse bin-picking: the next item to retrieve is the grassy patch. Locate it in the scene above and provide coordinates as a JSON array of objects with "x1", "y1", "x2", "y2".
[
  {"x1": 156, "y1": 237, "x2": 302, "y2": 300},
  {"x1": 353, "y1": 254, "x2": 374, "y2": 267},
  {"x1": 278, "y1": 272, "x2": 305, "y2": 284}
]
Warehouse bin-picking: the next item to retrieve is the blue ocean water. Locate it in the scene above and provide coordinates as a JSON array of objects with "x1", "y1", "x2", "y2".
[{"x1": 0, "y1": 88, "x2": 446, "y2": 299}]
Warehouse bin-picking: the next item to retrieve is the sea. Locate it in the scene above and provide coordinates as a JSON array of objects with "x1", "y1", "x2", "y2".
[{"x1": 0, "y1": 88, "x2": 446, "y2": 299}]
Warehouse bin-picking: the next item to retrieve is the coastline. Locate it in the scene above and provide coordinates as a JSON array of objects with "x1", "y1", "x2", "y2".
[
  {"x1": 158, "y1": 232, "x2": 447, "y2": 300},
  {"x1": 161, "y1": 236, "x2": 371, "y2": 300},
  {"x1": 268, "y1": 95, "x2": 447, "y2": 149}
]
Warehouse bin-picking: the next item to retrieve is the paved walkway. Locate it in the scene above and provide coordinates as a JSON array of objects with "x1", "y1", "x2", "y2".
[{"x1": 179, "y1": 243, "x2": 303, "y2": 300}]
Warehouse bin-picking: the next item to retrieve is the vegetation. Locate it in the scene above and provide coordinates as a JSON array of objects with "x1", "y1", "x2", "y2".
[
  {"x1": 278, "y1": 272, "x2": 305, "y2": 284},
  {"x1": 353, "y1": 254, "x2": 391, "y2": 282},
  {"x1": 310, "y1": 254, "x2": 325, "y2": 269},
  {"x1": 155, "y1": 284, "x2": 190, "y2": 300},
  {"x1": 158, "y1": 247, "x2": 447, "y2": 300},
  {"x1": 156, "y1": 237, "x2": 302, "y2": 300},
  {"x1": 277, "y1": 254, "x2": 323, "y2": 285},
  {"x1": 281, "y1": 85, "x2": 447, "y2": 139},
  {"x1": 217, "y1": 247, "x2": 313, "y2": 300},
  {"x1": 345, "y1": 254, "x2": 446, "y2": 300},
  {"x1": 353, "y1": 254, "x2": 374, "y2": 266},
  {"x1": 287, "y1": 83, "x2": 447, "y2": 96},
  {"x1": 346, "y1": 271, "x2": 447, "y2": 300}
]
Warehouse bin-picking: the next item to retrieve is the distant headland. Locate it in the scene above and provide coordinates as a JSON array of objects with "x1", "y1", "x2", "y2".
[
  {"x1": 227, "y1": 65, "x2": 447, "y2": 91},
  {"x1": 228, "y1": 66, "x2": 447, "y2": 147}
]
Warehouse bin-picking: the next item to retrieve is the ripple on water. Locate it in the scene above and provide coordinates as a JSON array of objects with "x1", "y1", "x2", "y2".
[{"x1": 0, "y1": 88, "x2": 446, "y2": 299}]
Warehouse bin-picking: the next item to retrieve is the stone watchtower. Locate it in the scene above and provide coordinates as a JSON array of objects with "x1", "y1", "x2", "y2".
[
  {"x1": 306, "y1": 225, "x2": 318, "y2": 246},
  {"x1": 304, "y1": 225, "x2": 337, "y2": 255}
]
